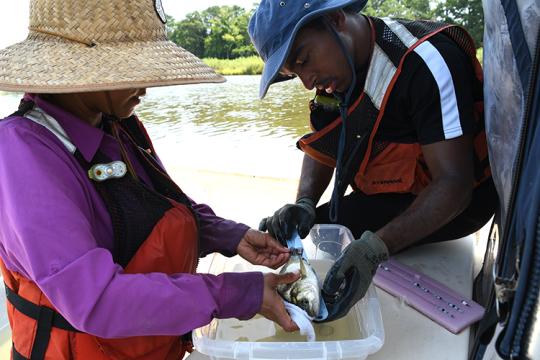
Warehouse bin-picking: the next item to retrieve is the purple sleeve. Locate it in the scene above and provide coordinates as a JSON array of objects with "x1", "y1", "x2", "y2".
[
  {"x1": 191, "y1": 201, "x2": 250, "y2": 257},
  {"x1": 0, "y1": 120, "x2": 263, "y2": 338}
]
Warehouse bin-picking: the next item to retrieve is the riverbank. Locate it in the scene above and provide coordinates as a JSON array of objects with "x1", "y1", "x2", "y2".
[{"x1": 203, "y1": 56, "x2": 263, "y2": 76}]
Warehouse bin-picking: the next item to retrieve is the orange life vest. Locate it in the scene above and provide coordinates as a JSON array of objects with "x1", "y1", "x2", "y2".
[
  {"x1": 298, "y1": 18, "x2": 490, "y2": 195},
  {"x1": 1, "y1": 105, "x2": 199, "y2": 360}
]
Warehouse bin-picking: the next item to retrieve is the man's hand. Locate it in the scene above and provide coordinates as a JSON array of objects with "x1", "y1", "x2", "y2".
[
  {"x1": 259, "y1": 197, "x2": 316, "y2": 245},
  {"x1": 259, "y1": 272, "x2": 301, "y2": 332},
  {"x1": 320, "y1": 231, "x2": 389, "y2": 322},
  {"x1": 237, "y1": 229, "x2": 290, "y2": 269}
]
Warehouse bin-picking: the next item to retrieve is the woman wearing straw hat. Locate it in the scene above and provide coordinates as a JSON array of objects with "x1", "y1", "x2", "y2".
[{"x1": 0, "y1": 1, "x2": 300, "y2": 359}]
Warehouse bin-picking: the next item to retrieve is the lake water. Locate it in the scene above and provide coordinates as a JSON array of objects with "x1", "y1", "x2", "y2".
[{"x1": 0, "y1": 75, "x2": 314, "y2": 179}]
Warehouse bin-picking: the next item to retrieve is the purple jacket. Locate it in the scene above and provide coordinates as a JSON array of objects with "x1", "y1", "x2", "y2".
[{"x1": 0, "y1": 94, "x2": 263, "y2": 338}]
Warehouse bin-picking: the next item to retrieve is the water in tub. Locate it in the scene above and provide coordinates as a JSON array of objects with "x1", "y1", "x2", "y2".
[{"x1": 215, "y1": 259, "x2": 364, "y2": 342}]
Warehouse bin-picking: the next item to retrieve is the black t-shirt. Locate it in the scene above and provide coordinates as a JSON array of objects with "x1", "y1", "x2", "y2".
[{"x1": 310, "y1": 32, "x2": 480, "y2": 146}]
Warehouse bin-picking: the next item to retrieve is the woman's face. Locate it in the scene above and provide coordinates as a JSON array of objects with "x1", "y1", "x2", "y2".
[
  {"x1": 108, "y1": 89, "x2": 147, "y2": 118},
  {"x1": 85, "y1": 88, "x2": 147, "y2": 119}
]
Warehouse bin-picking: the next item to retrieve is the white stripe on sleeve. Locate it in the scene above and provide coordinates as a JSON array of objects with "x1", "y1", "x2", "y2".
[
  {"x1": 414, "y1": 41, "x2": 463, "y2": 139},
  {"x1": 364, "y1": 44, "x2": 397, "y2": 110},
  {"x1": 382, "y1": 18, "x2": 418, "y2": 47}
]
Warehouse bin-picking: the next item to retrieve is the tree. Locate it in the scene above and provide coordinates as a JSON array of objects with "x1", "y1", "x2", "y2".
[
  {"x1": 168, "y1": 12, "x2": 207, "y2": 58},
  {"x1": 165, "y1": 1, "x2": 484, "y2": 60},
  {"x1": 434, "y1": 0, "x2": 484, "y2": 47},
  {"x1": 202, "y1": 6, "x2": 256, "y2": 59},
  {"x1": 363, "y1": 0, "x2": 483, "y2": 47},
  {"x1": 363, "y1": 0, "x2": 434, "y2": 20},
  {"x1": 167, "y1": 6, "x2": 258, "y2": 59},
  {"x1": 165, "y1": 15, "x2": 176, "y2": 38},
  {"x1": 231, "y1": 7, "x2": 258, "y2": 58}
]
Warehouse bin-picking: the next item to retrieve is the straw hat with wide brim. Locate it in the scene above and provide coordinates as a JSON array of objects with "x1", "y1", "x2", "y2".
[{"x1": 0, "y1": 0, "x2": 224, "y2": 93}]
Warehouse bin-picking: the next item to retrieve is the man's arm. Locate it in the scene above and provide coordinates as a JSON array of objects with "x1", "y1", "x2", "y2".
[
  {"x1": 320, "y1": 136, "x2": 474, "y2": 322},
  {"x1": 376, "y1": 135, "x2": 475, "y2": 253},
  {"x1": 296, "y1": 154, "x2": 334, "y2": 202}
]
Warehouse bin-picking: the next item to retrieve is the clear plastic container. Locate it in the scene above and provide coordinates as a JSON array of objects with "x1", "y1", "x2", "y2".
[{"x1": 193, "y1": 224, "x2": 385, "y2": 360}]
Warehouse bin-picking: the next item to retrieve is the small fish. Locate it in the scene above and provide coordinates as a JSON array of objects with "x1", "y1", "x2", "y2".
[{"x1": 277, "y1": 248, "x2": 321, "y2": 317}]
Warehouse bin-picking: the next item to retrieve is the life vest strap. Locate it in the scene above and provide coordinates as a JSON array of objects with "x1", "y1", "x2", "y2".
[
  {"x1": 12, "y1": 344, "x2": 28, "y2": 360},
  {"x1": 5, "y1": 283, "x2": 79, "y2": 360},
  {"x1": 5, "y1": 284, "x2": 78, "y2": 332}
]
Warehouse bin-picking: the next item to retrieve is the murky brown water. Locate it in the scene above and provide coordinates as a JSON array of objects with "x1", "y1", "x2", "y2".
[
  {"x1": 0, "y1": 76, "x2": 313, "y2": 178},
  {"x1": 213, "y1": 260, "x2": 364, "y2": 343}
]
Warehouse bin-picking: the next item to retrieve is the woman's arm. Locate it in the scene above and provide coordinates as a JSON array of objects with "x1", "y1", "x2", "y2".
[{"x1": 0, "y1": 120, "x2": 263, "y2": 338}]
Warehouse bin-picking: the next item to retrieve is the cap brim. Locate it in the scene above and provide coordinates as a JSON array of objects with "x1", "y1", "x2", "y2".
[
  {"x1": 259, "y1": 38, "x2": 295, "y2": 98},
  {"x1": 0, "y1": 34, "x2": 225, "y2": 93},
  {"x1": 258, "y1": 0, "x2": 367, "y2": 98}
]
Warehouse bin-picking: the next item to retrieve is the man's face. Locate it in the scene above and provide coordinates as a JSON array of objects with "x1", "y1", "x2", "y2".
[{"x1": 281, "y1": 23, "x2": 353, "y2": 95}]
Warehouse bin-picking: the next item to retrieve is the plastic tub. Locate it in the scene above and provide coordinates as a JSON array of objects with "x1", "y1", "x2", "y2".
[{"x1": 193, "y1": 224, "x2": 385, "y2": 360}]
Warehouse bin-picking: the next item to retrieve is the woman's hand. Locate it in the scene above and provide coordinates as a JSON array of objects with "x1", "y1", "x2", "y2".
[
  {"x1": 259, "y1": 272, "x2": 300, "y2": 332},
  {"x1": 237, "y1": 229, "x2": 290, "y2": 269}
]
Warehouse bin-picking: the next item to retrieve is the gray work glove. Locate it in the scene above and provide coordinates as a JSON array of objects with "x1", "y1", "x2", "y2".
[
  {"x1": 258, "y1": 197, "x2": 316, "y2": 246},
  {"x1": 320, "y1": 231, "x2": 389, "y2": 322}
]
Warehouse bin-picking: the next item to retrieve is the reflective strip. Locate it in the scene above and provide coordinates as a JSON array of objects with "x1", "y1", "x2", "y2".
[
  {"x1": 414, "y1": 41, "x2": 463, "y2": 139},
  {"x1": 382, "y1": 18, "x2": 418, "y2": 47},
  {"x1": 25, "y1": 107, "x2": 76, "y2": 154},
  {"x1": 365, "y1": 44, "x2": 397, "y2": 109}
]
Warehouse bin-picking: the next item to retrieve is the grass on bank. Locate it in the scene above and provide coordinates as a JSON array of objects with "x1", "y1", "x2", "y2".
[
  {"x1": 477, "y1": 48, "x2": 483, "y2": 64},
  {"x1": 203, "y1": 56, "x2": 263, "y2": 75},
  {"x1": 204, "y1": 48, "x2": 484, "y2": 76}
]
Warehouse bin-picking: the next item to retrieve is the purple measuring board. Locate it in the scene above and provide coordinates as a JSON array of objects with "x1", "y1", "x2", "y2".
[{"x1": 373, "y1": 258, "x2": 485, "y2": 334}]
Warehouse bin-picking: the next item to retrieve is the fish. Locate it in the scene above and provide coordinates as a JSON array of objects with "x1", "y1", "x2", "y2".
[{"x1": 277, "y1": 248, "x2": 321, "y2": 318}]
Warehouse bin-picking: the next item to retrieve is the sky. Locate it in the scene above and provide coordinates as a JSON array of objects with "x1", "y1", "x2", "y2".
[{"x1": 0, "y1": 1, "x2": 257, "y2": 49}]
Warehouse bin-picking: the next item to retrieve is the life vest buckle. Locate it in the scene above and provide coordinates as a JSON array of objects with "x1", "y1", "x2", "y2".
[{"x1": 88, "y1": 161, "x2": 127, "y2": 182}]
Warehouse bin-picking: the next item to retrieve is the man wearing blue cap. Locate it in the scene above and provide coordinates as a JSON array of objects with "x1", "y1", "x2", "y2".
[{"x1": 250, "y1": 0, "x2": 496, "y2": 321}]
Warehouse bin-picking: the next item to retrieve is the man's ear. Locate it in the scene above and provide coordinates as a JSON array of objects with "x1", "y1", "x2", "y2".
[{"x1": 325, "y1": 10, "x2": 347, "y2": 31}]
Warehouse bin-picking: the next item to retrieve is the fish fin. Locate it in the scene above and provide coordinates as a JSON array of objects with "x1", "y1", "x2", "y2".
[{"x1": 299, "y1": 258, "x2": 307, "y2": 278}]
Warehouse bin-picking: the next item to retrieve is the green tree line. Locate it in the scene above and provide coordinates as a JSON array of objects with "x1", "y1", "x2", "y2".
[
  {"x1": 167, "y1": 6, "x2": 257, "y2": 59},
  {"x1": 167, "y1": 0, "x2": 483, "y2": 60}
]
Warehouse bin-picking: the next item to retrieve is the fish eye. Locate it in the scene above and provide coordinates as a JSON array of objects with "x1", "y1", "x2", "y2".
[{"x1": 299, "y1": 298, "x2": 310, "y2": 310}]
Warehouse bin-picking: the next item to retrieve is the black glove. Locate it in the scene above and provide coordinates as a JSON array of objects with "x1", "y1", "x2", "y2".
[
  {"x1": 258, "y1": 197, "x2": 316, "y2": 246},
  {"x1": 319, "y1": 231, "x2": 389, "y2": 322}
]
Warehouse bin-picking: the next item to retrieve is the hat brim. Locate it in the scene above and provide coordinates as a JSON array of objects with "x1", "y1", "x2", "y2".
[
  {"x1": 258, "y1": 0, "x2": 366, "y2": 98},
  {"x1": 0, "y1": 34, "x2": 225, "y2": 93}
]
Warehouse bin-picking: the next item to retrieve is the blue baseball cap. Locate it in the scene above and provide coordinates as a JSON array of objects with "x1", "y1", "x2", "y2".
[{"x1": 248, "y1": 0, "x2": 367, "y2": 98}]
